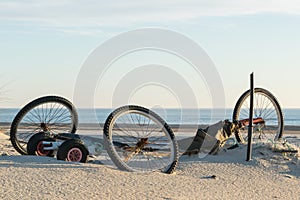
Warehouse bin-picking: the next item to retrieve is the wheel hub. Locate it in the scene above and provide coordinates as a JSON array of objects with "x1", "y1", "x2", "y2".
[{"x1": 40, "y1": 123, "x2": 49, "y2": 132}]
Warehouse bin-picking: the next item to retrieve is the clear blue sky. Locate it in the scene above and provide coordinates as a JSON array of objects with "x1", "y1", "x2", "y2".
[{"x1": 0, "y1": 1, "x2": 299, "y2": 108}]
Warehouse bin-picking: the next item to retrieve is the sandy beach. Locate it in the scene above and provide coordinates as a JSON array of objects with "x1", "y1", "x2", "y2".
[{"x1": 0, "y1": 126, "x2": 299, "y2": 200}]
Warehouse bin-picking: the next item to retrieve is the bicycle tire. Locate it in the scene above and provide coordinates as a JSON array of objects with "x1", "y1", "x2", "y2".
[
  {"x1": 103, "y1": 105, "x2": 178, "y2": 174},
  {"x1": 27, "y1": 132, "x2": 56, "y2": 156},
  {"x1": 232, "y1": 88, "x2": 284, "y2": 143},
  {"x1": 10, "y1": 96, "x2": 78, "y2": 155}
]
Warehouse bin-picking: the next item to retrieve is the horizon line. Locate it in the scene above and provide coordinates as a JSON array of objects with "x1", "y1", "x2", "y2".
[{"x1": 1, "y1": 107, "x2": 300, "y2": 110}]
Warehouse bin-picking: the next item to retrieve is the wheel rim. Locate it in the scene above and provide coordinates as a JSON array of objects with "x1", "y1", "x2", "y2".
[
  {"x1": 36, "y1": 141, "x2": 51, "y2": 156},
  {"x1": 235, "y1": 91, "x2": 282, "y2": 141},
  {"x1": 108, "y1": 109, "x2": 176, "y2": 172},
  {"x1": 15, "y1": 101, "x2": 76, "y2": 153},
  {"x1": 67, "y1": 148, "x2": 83, "y2": 162}
]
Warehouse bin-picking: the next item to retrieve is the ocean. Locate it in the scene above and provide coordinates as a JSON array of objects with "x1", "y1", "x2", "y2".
[{"x1": 1, "y1": 108, "x2": 300, "y2": 126}]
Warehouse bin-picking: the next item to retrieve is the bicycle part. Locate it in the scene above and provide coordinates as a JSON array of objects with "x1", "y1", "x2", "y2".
[
  {"x1": 239, "y1": 117, "x2": 265, "y2": 128},
  {"x1": 233, "y1": 88, "x2": 284, "y2": 143},
  {"x1": 10, "y1": 96, "x2": 78, "y2": 155},
  {"x1": 103, "y1": 105, "x2": 178, "y2": 174}
]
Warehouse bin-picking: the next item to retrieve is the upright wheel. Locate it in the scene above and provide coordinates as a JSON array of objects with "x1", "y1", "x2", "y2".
[
  {"x1": 232, "y1": 88, "x2": 284, "y2": 143},
  {"x1": 10, "y1": 96, "x2": 78, "y2": 155},
  {"x1": 103, "y1": 105, "x2": 179, "y2": 174},
  {"x1": 57, "y1": 139, "x2": 89, "y2": 163},
  {"x1": 27, "y1": 132, "x2": 55, "y2": 156}
]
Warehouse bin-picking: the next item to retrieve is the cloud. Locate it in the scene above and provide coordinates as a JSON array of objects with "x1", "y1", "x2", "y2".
[{"x1": 1, "y1": 0, "x2": 300, "y2": 35}]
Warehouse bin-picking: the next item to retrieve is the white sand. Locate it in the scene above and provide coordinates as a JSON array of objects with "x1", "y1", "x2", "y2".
[{"x1": 0, "y1": 130, "x2": 299, "y2": 200}]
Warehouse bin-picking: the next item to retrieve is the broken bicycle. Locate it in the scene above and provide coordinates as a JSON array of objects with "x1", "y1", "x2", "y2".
[{"x1": 9, "y1": 87, "x2": 283, "y2": 173}]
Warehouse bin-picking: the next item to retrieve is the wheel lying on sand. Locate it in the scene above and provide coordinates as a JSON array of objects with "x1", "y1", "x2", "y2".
[
  {"x1": 10, "y1": 96, "x2": 78, "y2": 155},
  {"x1": 27, "y1": 132, "x2": 56, "y2": 157},
  {"x1": 103, "y1": 105, "x2": 179, "y2": 174},
  {"x1": 232, "y1": 88, "x2": 284, "y2": 143},
  {"x1": 57, "y1": 139, "x2": 89, "y2": 163}
]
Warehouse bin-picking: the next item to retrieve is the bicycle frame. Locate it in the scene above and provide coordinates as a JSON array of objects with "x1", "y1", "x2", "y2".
[{"x1": 238, "y1": 117, "x2": 265, "y2": 128}]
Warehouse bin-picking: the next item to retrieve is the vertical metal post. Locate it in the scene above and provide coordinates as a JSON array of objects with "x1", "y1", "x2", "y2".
[{"x1": 246, "y1": 73, "x2": 254, "y2": 161}]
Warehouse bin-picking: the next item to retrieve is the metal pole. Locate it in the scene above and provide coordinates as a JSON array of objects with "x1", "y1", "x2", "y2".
[{"x1": 246, "y1": 73, "x2": 254, "y2": 161}]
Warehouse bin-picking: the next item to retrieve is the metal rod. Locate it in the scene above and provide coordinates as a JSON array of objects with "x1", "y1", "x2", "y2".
[{"x1": 246, "y1": 72, "x2": 254, "y2": 161}]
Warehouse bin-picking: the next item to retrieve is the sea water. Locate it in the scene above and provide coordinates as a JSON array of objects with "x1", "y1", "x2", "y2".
[{"x1": 1, "y1": 108, "x2": 300, "y2": 126}]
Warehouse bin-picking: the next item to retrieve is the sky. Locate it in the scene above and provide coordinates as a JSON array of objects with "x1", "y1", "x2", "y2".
[{"x1": 0, "y1": 0, "x2": 300, "y2": 109}]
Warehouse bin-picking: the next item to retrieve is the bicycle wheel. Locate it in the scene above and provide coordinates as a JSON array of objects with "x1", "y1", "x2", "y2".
[
  {"x1": 232, "y1": 88, "x2": 284, "y2": 143},
  {"x1": 10, "y1": 96, "x2": 78, "y2": 155},
  {"x1": 103, "y1": 105, "x2": 178, "y2": 174}
]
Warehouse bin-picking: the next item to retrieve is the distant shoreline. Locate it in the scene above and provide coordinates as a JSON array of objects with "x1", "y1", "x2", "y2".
[
  {"x1": 2, "y1": 108, "x2": 300, "y2": 126},
  {"x1": 1, "y1": 122, "x2": 300, "y2": 132}
]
